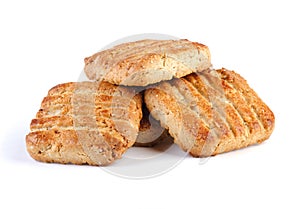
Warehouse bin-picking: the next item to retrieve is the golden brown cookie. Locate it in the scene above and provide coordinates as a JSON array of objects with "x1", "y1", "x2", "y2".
[
  {"x1": 84, "y1": 39, "x2": 211, "y2": 86},
  {"x1": 144, "y1": 68, "x2": 275, "y2": 157},
  {"x1": 26, "y1": 81, "x2": 142, "y2": 165}
]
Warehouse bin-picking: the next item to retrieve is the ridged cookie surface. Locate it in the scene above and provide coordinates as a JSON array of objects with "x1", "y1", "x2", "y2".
[
  {"x1": 84, "y1": 39, "x2": 211, "y2": 86},
  {"x1": 26, "y1": 81, "x2": 142, "y2": 165},
  {"x1": 144, "y1": 68, "x2": 275, "y2": 157}
]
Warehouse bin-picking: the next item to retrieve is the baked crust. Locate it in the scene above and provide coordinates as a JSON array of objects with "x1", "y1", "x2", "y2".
[
  {"x1": 134, "y1": 101, "x2": 170, "y2": 147},
  {"x1": 144, "y1": 68, "x2": 275, "y2": 157},
  {"x1": 84, "y1": 39, "x2": 211, "y2": 86},
  {"x1": 26, "y1": 81, "x2": 142, "y2": 165}
]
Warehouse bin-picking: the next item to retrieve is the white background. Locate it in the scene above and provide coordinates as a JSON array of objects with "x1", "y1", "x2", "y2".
[{"x1": 1, "y1": 0, "x2": 299, "y2": 208}]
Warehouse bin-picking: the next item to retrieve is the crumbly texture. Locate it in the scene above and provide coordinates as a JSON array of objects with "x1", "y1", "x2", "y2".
[
  {"x1": 84, "y1": 39, "x2": 211, "y2": 86},
  {"x1": 134, "y1": 102, "x2": 170, "y2": 147},
  {"x1": 26, "y1": 81, "x2": 142, "y2": 166},
  {"x1": 144, "y1": 68, "x2": 275, "y2": 157}
]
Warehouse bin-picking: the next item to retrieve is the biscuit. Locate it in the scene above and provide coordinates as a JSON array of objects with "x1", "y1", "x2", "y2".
[
  {"x1": 26, "y1": 81, "x2": 142, "y2": 165},
  {"x1": 84, "y1": 39, "x2": 211, "y2": 86},
  {"x1": 144, "y1": 68, "x2": 275, "y2": 156}
]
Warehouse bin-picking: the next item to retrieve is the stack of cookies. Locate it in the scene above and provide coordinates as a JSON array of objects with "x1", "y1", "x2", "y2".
[{"x1": 26, "y1": 39, "x2": 275, "y2": 166}]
